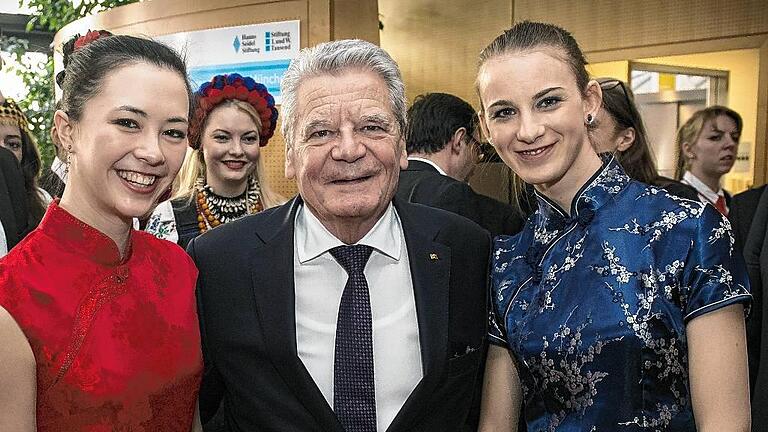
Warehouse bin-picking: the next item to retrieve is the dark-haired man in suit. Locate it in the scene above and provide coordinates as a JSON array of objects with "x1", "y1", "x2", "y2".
[
  {"x1": 730, "y1": 184, "x2": 767, "y2": 254},
  {"x1": 397, "y1": 92, "x2": 523, "y2": 237},
  {"x1": 190, "y1": 40, "x2": 490, "y2": 432},
  {"x1": 730, "y1": 184, "x2": 767, "y2": 398},
  {"x1": 739, "y1": 186, "x2": 768, "y2": 431}
]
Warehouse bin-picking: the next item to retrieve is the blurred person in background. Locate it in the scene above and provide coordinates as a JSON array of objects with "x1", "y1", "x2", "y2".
[
  {"x1": 397, "y1": 92, "x2": 524, "y2": 237},
  {"x1": 730, "y1": 173, "x2": 767, "y2": 402},
  {"x1": 39, "y1": 101, "x2": 68, "y2": 199},
  {"x1": 145, "y1": 73, "x2": 284, "y2": 248},
  {"x1": 740, "y1": 186, "x2": 768, "y2": 431},
  {"x1": 0, "y1": 55, "x2": 4, "y2": 103},
  {"x1": 730, "y1": 183, "x2": 767, "y2": 254},
  {"x1": 0, "y1": 98, "x2": 51, "y2": 228},
  {"x1": 675, "y1": 105, "x2": 743, "y2": 216},
  {"x1": 0, "y1": 146, "x2": 29, "y2": 256},
  {"x1": 589, "y1": 77, "x2": 698, "y2": 200},
  {"x1": 0, "y1": 54, "x2": 29, "y2": 255}
]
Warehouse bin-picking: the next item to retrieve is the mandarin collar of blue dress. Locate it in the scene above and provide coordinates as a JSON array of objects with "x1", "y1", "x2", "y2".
[
  {"x1": 525, "y1": 153, "x2": 631, "y2": 283},
  {"x1": 532, "y1": 152, "x2": 630, "y2": 232}
]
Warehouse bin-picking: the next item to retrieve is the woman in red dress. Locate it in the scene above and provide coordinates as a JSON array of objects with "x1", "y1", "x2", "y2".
[{"x1": 0, "y1": 32, "x2": 202, "y2": 431}]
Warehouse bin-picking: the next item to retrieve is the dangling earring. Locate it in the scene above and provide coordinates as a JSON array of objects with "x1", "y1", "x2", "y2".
[
  {"x1": 64, "y1": 146, "x2": 72, "y2": 180},
  {"x1": 585, "y1": 114, "x2": 595, "y2": 125}
]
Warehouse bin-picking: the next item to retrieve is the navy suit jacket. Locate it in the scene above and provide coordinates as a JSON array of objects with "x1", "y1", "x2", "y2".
[{"x1": 397, "y1": 160, "x2": 524, "y2": 238}]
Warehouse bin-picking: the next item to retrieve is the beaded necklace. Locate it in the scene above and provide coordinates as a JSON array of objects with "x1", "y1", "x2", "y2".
[{"x1": 195, "y1": 176, "x2": 263, "y2": 233}]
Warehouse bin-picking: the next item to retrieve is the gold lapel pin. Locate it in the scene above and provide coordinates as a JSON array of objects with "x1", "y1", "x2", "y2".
[{"x1": 429, "y1": 253, "x2": 439, "y2": 260}]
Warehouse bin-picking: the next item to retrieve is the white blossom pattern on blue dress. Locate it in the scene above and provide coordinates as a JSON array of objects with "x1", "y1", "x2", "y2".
[{"x1": 489, "y1": 155, "x2": 751, "y2": 431}]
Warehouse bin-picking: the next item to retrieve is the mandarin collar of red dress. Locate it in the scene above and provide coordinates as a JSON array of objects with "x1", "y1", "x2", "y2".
[{"x1": 38, "y1": 200, "x2": 134, "y2": 267}]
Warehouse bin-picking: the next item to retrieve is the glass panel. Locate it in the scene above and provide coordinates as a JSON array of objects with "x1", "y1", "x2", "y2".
[
  {"x1": 675, "y1": 74, "x2": 708, "y2": 91},
  {"x1": 631, "y1": 70, "x2": 658, "y2": 94},
  {"x1": 631, "y1": 70, "x2": 710, "y2": 94}
]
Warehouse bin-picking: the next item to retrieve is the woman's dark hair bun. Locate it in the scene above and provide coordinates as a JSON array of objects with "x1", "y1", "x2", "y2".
[
  {"x1": 55, "y1": 70, "x2": 66, "y2": 89},
  {"x1": 56, "y1": 35, "x2": 77, "y2": 89},
  {"x1": 57, "y1": 30, "x2": 113, "y2": 90}
]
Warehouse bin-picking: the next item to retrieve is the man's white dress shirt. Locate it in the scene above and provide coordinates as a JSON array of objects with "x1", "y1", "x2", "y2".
[
  {"x1": 407, "y1": 156, "x2": 447, "y2": 176},
  {"x1": 294, "y1": 203, "x2": 423, "y2": 431}
]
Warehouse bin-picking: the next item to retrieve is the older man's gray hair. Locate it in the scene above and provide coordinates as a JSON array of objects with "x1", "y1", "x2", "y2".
[{"x1": 280, "y1": 39, "x2": 407, "y2": 149}]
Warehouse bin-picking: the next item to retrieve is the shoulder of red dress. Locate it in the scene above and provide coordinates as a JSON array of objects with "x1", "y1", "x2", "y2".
[{"x1": 132, "y1": 231, "x2": 196, "y2": 267}]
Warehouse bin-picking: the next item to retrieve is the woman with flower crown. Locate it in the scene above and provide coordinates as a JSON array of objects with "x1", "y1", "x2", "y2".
[
  {"x1": 0, "y1": 31, "x2": 203, "y2": 430},
  {"x1": 146, "y1": 73, "x2": 284, "y2": 248}
]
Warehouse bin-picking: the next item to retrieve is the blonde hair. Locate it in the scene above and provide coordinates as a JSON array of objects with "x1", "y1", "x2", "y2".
[
  {"x1": 173, "y1": 99, "x2": 284, "y2": 208},
  {"x1": 673, "y1": 106, "x2": 743, "y2": 180}
]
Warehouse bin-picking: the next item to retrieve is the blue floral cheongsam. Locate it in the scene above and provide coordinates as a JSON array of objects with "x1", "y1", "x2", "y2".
[{"x1": 489, "y1": 155, "x2": 750, "y2": 431}]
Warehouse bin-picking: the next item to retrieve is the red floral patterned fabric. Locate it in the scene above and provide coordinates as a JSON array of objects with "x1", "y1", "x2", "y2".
[{"x1": 0, "y1": 201, "x2": 202, "y2": 431}]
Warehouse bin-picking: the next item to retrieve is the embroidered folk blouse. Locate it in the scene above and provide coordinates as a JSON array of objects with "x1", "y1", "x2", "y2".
[
  {"x1": 0, "y1": 201, "x2": 202, "y2": 431},
  {"x1": 489, "y1": 155, "x2": 750, "y2": 431}
]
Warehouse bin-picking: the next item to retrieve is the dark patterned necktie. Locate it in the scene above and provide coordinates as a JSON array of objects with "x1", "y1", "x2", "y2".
[{"x1": 329, "y1": 244, "x2": 377, "y2": 432}]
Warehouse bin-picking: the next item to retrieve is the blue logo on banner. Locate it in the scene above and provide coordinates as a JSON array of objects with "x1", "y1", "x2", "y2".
[
  {"x1": 233, "y1": 36, "x2": 241, "y2": 53},
  {"x1": 265, "y1": 32, "x2": 271, "y2": 52}
]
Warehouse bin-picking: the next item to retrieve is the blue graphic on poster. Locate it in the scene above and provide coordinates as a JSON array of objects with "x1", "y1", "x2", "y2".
[{"x1": 156, "y1": 20, "x2": 300, "y2": 104}]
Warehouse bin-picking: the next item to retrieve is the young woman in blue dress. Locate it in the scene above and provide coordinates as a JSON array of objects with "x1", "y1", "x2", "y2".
[{"x1": 476, "y1": 21, "x2": 751, "y2": 431}]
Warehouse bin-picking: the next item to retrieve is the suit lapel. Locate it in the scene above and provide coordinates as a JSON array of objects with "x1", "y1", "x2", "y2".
[
  {"x1": 249, "y1": 197, "x2": 342, "y2": 431},
  {"x1": 387, "y1": 199, "x2": 451, "y2": 431}
]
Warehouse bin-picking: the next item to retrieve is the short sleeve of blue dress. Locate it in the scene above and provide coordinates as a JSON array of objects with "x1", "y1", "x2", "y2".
[
  {"x1": 488, "y1": 154, "x2": 751, "y2": 431},
  {"x1": 681, "y1": 204, "x2": 751, "y2": 322}
]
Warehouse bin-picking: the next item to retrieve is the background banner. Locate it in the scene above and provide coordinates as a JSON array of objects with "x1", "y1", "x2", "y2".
[{"x1": 156, "y1": 20, "x2": 300, "y2": 104}]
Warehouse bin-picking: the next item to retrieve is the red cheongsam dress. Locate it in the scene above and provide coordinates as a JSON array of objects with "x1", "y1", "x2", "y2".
[{"x1": 0, "y1": 201, "x2": 202, "y2": 431}]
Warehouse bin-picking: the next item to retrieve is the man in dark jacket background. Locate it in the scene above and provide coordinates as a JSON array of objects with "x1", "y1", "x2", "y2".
[{"x1": 397, "y1": 92, "x2": 523, "y2": 237}]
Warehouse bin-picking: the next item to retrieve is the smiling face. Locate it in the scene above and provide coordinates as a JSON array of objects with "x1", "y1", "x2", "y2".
[
  {"x1": 201, "y1": 103, "x2": 261, "y2": 196},
  {"x1": 686, "y1": 114, "x2": 740, "y2": 180},
  {"x1": 477, "y1": 50, "x2": 601, "y2": 200},
  {"x1": 56, "y1": 61, "x2": 190, "y2": 221},
  {"x1": 0, "y1": 122, "x2": 23, "y2": 162},
  {"x1": 285, "y1": 68, "x2": 407, "y2": 234}
]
